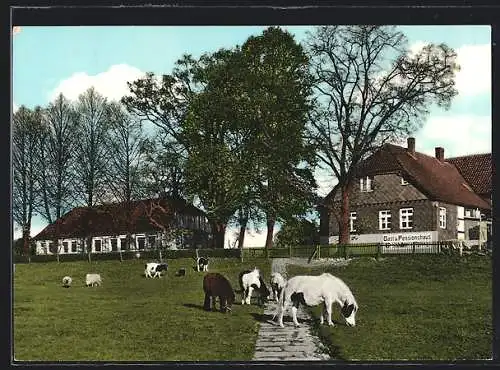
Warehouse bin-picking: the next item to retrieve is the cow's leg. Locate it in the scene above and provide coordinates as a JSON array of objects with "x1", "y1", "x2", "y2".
[
  {"x1": 320, "y1": 302, "x2": 326, "y2": 325},
  {"x1": 290, "y1": 292, "x2": 303, "y2": 327},
  {"x1": 241, "y1": 288, "x2": 247, "y2": 305},
  {"x1": 326, "y1": 300, "x2": 335, "y2": 326},
  {"x1": 277, "y1": 304, "x2": 285, "y2": 327},
  {"x1": 245, "y1": 286, "x2": 253, "y2": 305},
  {"x1": 219, "y1": 296, "x2": 227, "y2": 313},
  {"x1": 291, "y1": 306, "x2": 300, "y2": 327},
  {"x1": 203, "y1": 293, "x2": 211, "y2": 311}
]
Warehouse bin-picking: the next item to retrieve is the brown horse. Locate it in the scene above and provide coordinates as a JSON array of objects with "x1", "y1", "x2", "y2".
[{"x1": 203, "y1": 273, "x2": 235, "y2": 313}]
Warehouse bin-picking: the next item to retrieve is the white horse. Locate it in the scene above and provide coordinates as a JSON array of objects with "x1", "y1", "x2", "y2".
[
  {"x1": 238, "y1": 267, "x2": 261, "y2": 305},
  {"x1": 275, "y1": 273, "x2": 358, "y2": 328},
  {"x1": 270, "y1": 272, "x2": 286, "y2": 302}
]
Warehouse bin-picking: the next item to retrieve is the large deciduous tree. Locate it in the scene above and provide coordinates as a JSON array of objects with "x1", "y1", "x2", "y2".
[
  {"x1": 182, "y1": 48, "x2": 254, "y2": 249},
  {"x1": 12, "y1": 106, "x2": 44, "y2": 256},
  {"x1": 73, "y1": 87, "x2": 113, "y2": 207},
  {"x1": 73, "y1": 87, "x2": 113, "y2": 256},
  {"x1": 238, "y1": 27, "x2": 318, "y2": 248},
  {"x1": 36, "y1": 93, "x2": 79, "y2": 224},
  {"x1": 306, "y1": 25, "x2": 459, "y2": 244}
]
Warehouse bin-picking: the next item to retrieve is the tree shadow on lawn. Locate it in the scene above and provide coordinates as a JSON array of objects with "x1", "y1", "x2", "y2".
[{"x1": 309, "y1": 315, "x2": 347, "y2": 361}]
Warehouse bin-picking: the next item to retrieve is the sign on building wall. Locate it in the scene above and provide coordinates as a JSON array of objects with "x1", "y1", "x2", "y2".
[{"x1": 326, "y1": 231, "x2": 438, "y2": 244}]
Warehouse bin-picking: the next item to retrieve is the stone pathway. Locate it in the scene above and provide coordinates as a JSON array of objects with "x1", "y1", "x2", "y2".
[{"x1": 252, "y1": 258, "x2": 331, "y2": 361}]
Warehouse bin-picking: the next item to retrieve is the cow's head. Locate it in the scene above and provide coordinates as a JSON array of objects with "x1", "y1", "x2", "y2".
[{"x1": 341, "y1": 300, "x2": 358, "y2": 327}]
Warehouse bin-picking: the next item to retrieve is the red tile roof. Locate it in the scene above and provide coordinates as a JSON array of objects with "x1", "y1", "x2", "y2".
[
  {"x1": 33, "y1": 197, "x2": 207, "y2": 240},
  {"x1": 323, "y1": 143, "x2": 491, "y2": 211},
  {"x1": 447, "y1": 153, "x2": 492, "y2": 197}
]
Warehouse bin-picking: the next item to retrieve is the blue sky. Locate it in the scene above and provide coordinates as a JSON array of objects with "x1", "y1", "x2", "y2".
[{"x1": 12, "y1": 25, "x2": 492, "y2": 245}]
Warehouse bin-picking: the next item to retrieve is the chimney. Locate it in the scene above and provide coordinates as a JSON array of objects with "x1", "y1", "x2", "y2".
[
  {"x1": 435, "y1": 147, "x2": 445, "y2": 162},
  {"x1": 407, "y1": 137, "x2": 415, "y2": 154}
]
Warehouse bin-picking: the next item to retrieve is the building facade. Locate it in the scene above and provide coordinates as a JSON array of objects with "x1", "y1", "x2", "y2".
[
  {"x1": 33, "y1": 196, "x2": 213, "y2": 255},
  {"x1": 319, "y1": 138, "x2": 491, "y2": 247}
]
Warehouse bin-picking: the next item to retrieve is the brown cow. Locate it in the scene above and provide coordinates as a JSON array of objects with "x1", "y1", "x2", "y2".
[{"x1": 203, "y1": 273, "x2": 235, "y2": 313}]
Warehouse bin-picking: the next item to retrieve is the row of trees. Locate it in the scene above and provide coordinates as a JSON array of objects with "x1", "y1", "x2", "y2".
[{"x1": 13, "y1": 26, "x2": 460, "y2": 253}]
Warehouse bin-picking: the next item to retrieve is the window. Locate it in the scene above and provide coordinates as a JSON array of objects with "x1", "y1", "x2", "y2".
[
  {"x1": 399, "y1": 208, "x2": 413, "y2": 229},
  {"x1": 349, "y1": 212, "x2": 357, "y2": 232},
  {"x1": 111, "y1": 238, "x2": 118, "y2": 252},
  {"x1": 401, "y1": 177, "x2": 409, "y2": 185},
  {"x1": 439, "y1": 207, "x2": 447, "y2": 229},
  {"x1": 94, "y1": 239, "x2": 102, "y2": 252},
  {"x1": 71, "y1": 241, "x2": 77, "y2": 253},
  {"x1": 120, "y1": 237, "x2": 127, "y2": 250},
  {"x1": 359, "y1": 176, "x2": 373, "y2": 192},
  {"x1": 63, "y1": 241, "x2": 69, "y2": 253},
  {"x1": 379, "y1": 210, "x2": 392, "y2": 230},
  {"x1": 137, "y1": 236, "x2": 146, "y2": 250}
]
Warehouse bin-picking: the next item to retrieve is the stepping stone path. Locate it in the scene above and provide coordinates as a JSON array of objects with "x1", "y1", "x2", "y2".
[{"x1": 252, "y1": 258, "x2": 331, "y2": 361}]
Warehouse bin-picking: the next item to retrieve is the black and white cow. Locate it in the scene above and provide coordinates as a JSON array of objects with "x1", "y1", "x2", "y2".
[
  {"x1": 196, "y1": 257, "x2": 209, "y2": 272},
  {"x1": 144, "y1": 262, "x2": 168, "y2": 278}
]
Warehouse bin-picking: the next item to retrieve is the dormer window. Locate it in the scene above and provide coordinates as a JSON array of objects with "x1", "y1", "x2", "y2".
[{"x1": 360, "y1": 176, "x2": 373, "y2": 192}]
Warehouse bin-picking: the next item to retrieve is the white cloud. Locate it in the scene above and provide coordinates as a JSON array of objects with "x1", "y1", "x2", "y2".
[
  {"x1": 455, "y1": 44, "x2": 490, "y2": 97},
  {"x1": 13, "y1": 102, "x2": 19, "y2": 113},
  {"x1": 409, "y1": 41, "x2": 491, "y2": 97},
  {"x1": 414, "y1": 114, "x2": 491, "y2": 158},
  {"x1": 49, "y1": 64, "x2": 146, "y2": 103}
]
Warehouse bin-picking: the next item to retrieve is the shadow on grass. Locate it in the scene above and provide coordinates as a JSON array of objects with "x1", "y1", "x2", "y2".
[
  {"x1": 249, "y1": 312, "x2": 313, "y2": 325},
  {"x1": 182, "y1": 303, "x2": 207, "y2": 311},
  {"x1": 308, "y1": 313, "x2": 347, "y2": 361}
]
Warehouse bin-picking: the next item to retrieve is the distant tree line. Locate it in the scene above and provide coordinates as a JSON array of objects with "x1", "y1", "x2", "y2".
[{"x1": 13, "y1": 26, "x2": 459, "y2": 253}]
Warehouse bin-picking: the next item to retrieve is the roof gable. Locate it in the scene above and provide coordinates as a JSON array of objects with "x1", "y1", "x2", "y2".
[
  {"x1": 34, "y1": 197, "x2": 207, "y2": 240},
  {"x1": 358, "y1": 144, "x2": 490, "y2": 210}
]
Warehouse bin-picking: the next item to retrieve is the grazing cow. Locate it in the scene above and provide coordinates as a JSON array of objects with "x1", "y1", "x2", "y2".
[
  {"x1": 144, "y1": 262, "x2": 168, "y2": 278},
  {"x1": 86, "y1": 273, "x2": 102, "y2": 287},
  {"x1": 275, "y1": 273, "x2": 358, "y2": 328},
  {"x1": 195, "y1": 257, "x2": 209, "y2": 272},
  {"x1": 239, "y1": 267, "x2": 269, "y2": 305},
  {"x1": 175, "y1": 268, "x2": 186, "y2": 277},
  {"x1": 203, "y1": 273, "x2": 235, "y2": 313},
  {"x1": 270, "y1": 272, "x2": 286, "y2": 302},
  {"x1": 62, "y1": 276, "x2": 72, "y2": 288}
]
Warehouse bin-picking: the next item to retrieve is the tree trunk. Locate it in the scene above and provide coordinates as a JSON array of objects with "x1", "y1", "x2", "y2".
[
  {"x1": 211, "y1": 221, "x2": 226, "y2": 249},
  {"x1": 238, "y1": 219, "x2": 247, "y2": 250},
  {"x1": 265, "y1": 216, "x2": 275, "y2": 249},
  {"x1": 22, "y1": 225, "x2": 31, "y2": 256},
  {"x1": 338, "y1": 181, "x2": 352, "y2": 245}
]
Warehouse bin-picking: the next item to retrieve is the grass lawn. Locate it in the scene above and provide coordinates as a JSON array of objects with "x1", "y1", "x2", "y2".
[
  {"x1": 286, "y1": 255, "x2": 492, "y2": 361},
  {"x1": 13, "y1": 257, "x2": 271, "y2": 361}
]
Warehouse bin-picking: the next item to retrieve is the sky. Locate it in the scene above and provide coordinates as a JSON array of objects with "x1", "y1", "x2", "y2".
[{"x1": 11, "y1": 25, "x2": 491, "y2": 246}]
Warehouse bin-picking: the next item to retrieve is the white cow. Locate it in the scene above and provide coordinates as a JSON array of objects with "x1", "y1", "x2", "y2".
[
  {"x1": 270, "y1": 272, "x2": 286, "y2": 302},
  {"x1": 238, "y1": 267, "x2": 261, "y2": 305},
  {"x1": 144, "y1": 262, "x2": 168, "y2": 278},
  {"x1": 275, "y1": 273, "x2": 358, "y2": 328},
  {"x1": 86, "y1": 273, "x2": 102, "y2": 287}
]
